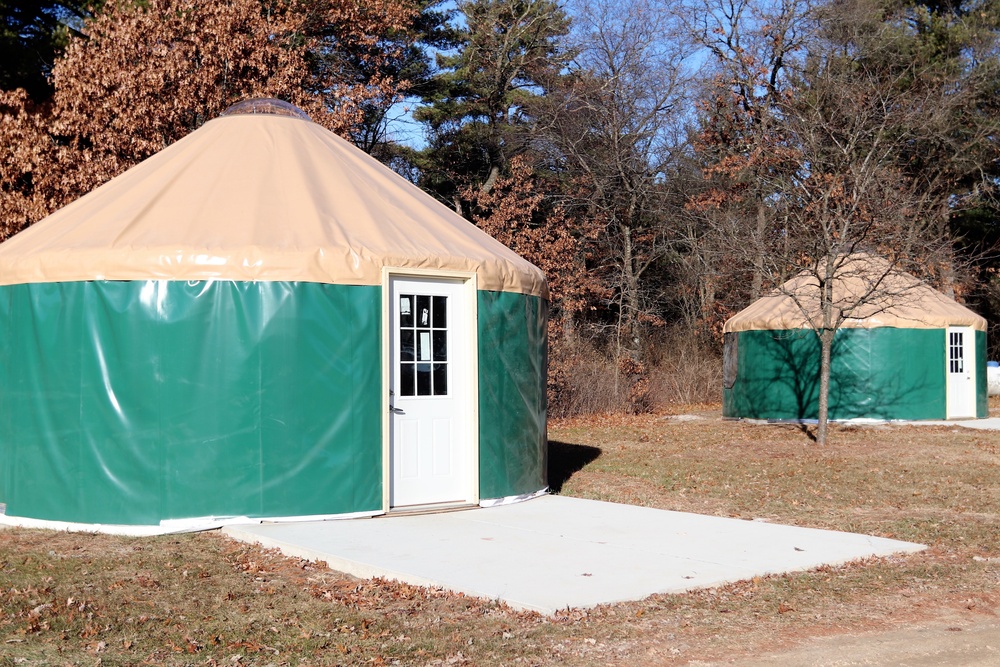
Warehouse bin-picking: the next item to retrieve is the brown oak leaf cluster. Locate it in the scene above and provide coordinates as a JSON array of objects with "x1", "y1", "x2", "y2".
[{"x1": 0, "y1": 0, "x2": 416, "y2": 237}]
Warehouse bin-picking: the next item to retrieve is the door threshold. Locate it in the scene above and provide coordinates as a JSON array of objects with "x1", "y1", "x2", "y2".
[{"x1": 384, "y1": 502, "x2": 478, "y2": 517}]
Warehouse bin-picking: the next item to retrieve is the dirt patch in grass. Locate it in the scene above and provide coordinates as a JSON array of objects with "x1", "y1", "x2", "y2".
[{"x1": 3, "y1": 406, "x2": 1000, "y2": 665}]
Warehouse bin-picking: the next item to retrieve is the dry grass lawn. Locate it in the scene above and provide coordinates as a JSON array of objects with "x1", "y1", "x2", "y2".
[{"x1": 2, "y1": 399, "x2": 999, "y2": 665}]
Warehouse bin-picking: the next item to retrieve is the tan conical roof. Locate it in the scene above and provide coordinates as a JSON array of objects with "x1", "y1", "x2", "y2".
[
  {"x1": 0, "y1": 109, "x2": 548, "y2": 298},
  {"x1": 724, "y1": 254, "x2": 986, "y2": 332}
]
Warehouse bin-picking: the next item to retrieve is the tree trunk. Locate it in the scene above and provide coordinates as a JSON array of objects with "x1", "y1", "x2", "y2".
[
  {"x1": 620, "y1": 224, "x2": 642, "y2": 361},
  {"x1": 699, "y1": 273, "x2": 716, "y2": 332},
  {"x1": 481, "y1": 164, "x2": 500, "y2": 194},
  {"x1": 750, "y1": 203, "x2": 768, "y2": 300},
  {"x1": 817, "y1": 328, "x2": 834, "y2": 446},
  {"x1": 562, "y1": 309, "x2": 575, "y2": 341}
]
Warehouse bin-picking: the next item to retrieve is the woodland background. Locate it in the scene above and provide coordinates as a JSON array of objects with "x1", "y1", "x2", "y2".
[{"x1": 3, "y1": 0, "x2": 1000, "y2": 416}]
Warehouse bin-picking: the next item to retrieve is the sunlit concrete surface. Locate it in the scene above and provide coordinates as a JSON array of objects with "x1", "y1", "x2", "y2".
[
  {"x1": 912, "y1": 417, "x2": 1000, "y2": 430},
  {"x1": 734, "y1": 417, "x2": 1000, "y2": 431},
  {"x1": 223, "y1": 495, "x2": 924, "y2": 614}
]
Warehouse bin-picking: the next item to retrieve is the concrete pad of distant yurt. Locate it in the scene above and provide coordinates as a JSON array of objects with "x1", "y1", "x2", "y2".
[
  {"x1": 223, "y1": 495, "x2": 925, "y2": 614},
  {"x1": 908, "y1": 417, "x2": 1000, "y2": 430}
]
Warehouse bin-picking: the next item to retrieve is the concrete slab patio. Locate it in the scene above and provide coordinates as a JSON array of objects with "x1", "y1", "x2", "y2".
[
  {"x1": 913, "y1": 417, "x2": 1000, "y2": 430},
  {"x1": 223, "y1": 495, "x2": 924, "y2": 614}
]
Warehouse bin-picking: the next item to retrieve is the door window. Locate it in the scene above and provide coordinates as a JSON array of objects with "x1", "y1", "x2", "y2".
[
  {"x1": 949, "y1": 330, "x2": 964, "y2": 374},
  {"x1": 398, "y1": 294, "x2": 448, "y2": 396}
]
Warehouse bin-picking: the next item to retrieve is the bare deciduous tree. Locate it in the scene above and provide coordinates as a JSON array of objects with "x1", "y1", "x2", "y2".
[
  {"x1": 534, "y1": 0, "x2": 690, "y2": 373},
  {"x1": 691, "y1": 0, "x2": 1000, "y2": 443}
]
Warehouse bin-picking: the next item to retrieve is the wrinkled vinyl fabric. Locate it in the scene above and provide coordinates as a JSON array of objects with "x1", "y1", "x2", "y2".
[
  {"x1": 477, "y1": 291, "x2": 548, "y2": 499},
  {"x1": 722, "y1": 328, "x2": 987, "y2": 421},
  {"x1": 0, "y1": 104, "x2": 552, "y2": 528},
  {"x1": 0, "y1": 281, "x2": 383, "y2": 525},
  {"x1": 0, "y1": 114, "x2": 547, "y2": 299},
  {"x1": 0, "y1": 281, "x2": 548, "y2": 526}
]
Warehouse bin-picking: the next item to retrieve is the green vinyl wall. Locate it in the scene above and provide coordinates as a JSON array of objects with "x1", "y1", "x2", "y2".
[
  {"x1": 0, "y1": 280, "x2": 547, "y2": 526},
  {"x1": 477, "y1": 290, "x2": 548, "y2": 499},
  {"x1": 723, "y1": 327, "x2": 987, "y2": 421}
]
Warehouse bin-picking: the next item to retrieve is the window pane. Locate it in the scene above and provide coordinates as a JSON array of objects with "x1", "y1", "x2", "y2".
[
  {"x1": 399, "y1": 295, "x2": 413, "y2": 328},
  {"x1": 400, "y1": 330, "x2": 414, "y2": 361},
  {"x1": 433, "y1": 363, "x2": 448, "y2": 395},
  {"x1": 416, "y1": 295, "x2": 431, "y2": 327},
  {"x1": 416, "y1": 363, "x2": 432, "y2": 395},
  {"x1": 432, "y1": 296, "x2": 447, "y2": 328},
  {"x1": 433, "y1": 330, "x2": 447, "y2": 362},
  {"x1": 418, "y1": 330, "x2": 431, "y2": 361},
  {"x1": 400, "y1": 363, "x2": 415, "y2": 396}
]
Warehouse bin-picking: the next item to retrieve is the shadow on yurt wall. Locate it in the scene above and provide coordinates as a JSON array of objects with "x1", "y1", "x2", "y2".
[
  {"x1": 724, "y1": 328, "x2": 952, "y2": 421},
  {"x1": 0, "y1": 99, "x2": 549, "y2": 532}
]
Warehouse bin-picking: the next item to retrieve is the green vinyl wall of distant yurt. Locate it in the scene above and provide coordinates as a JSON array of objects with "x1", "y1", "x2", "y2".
[
  {"x1": 0, "y1": 280, "x2": 546, "y2": 526},
  {"x1": 722, "y1": 327, "x2": 988, "y2": 421}
]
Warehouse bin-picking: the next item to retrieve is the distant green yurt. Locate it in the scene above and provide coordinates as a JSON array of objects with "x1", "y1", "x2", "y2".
[
  {"x1": 723, "y1": 256, "x2": 988, "y2": 422},
  {"x1": 0, "y1": 99, "x2": 548, "y2": 531}
]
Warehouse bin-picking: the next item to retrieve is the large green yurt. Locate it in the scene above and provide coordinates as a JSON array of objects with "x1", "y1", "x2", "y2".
[
  {"x1": 0, "y1": 100, "x2": 548, "y2": 532},
  {"x1": 723, "y1": 256, "x2": 988, "y2": 422}
]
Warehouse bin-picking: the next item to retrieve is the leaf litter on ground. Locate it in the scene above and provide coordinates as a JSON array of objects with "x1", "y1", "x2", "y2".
[{"x1": 3, "y1": 398, "x2": 1000, "y2": 665}]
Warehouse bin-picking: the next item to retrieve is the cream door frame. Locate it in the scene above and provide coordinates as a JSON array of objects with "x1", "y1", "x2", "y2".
[{"x1": 381, "y1": 267, "x2": 480, "y2": 512}]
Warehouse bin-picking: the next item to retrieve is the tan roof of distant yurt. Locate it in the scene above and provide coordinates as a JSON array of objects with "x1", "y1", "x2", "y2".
[
  {"x1": 724, "y1": 254, "x2": 986, "y2": 333},
  {"x1": 0, "y1": 99, "x2": 547, "y2": 298}
]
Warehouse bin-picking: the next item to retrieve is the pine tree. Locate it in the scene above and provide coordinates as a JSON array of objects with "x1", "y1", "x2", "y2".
[{"x1": 414, "y1": 0, "x2": 571, "y2": 212}]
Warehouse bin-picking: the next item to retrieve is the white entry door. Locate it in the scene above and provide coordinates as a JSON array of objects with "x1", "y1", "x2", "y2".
[
  {"x1": 946, "y1": 326, "x2": 977, "y2": 419},
  {"x1": 388, "y1": 276, "x2": 475, "y2": 508}
]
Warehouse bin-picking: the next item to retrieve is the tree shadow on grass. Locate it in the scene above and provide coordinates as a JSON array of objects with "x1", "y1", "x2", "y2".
[{"x1": 547, "y1": 441, "x2": 602, "y2": 493}]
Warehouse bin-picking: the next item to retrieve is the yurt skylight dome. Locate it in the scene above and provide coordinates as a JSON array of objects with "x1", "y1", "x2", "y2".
[{"x1": 221, "y1": 97, "x2": 312, "y2": 121}]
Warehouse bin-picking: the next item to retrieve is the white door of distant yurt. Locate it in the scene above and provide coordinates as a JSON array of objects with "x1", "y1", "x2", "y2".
[
  {"x1": 946, "y1": 326, "x2": 977, "y2": 419},
  {"x1": 387, "y1": 275, "x2": 478, "y2": 509}
]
